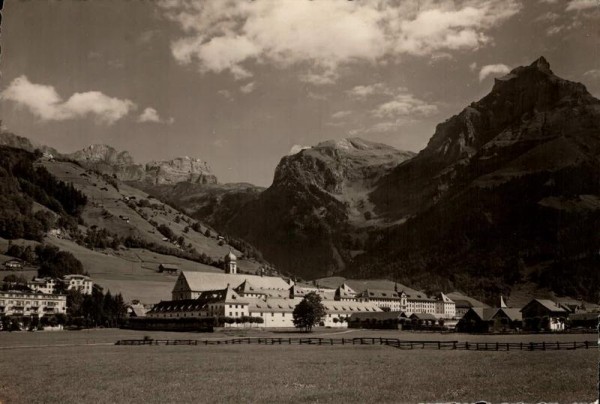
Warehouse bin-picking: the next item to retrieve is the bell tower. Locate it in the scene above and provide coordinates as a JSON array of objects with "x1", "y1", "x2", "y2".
[{"x1": 224, "y1": 249, "x2": 237, "y2": 274}]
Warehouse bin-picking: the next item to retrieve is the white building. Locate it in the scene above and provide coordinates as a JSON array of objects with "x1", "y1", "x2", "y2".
[
  {"x1": 356, "y1": 289, "x2": 405, "y2": 311},
  {"x1": 27, "y1": 278, "x2": 57, "y2": 295},
  {"x1": 434, "y1": 292, "x2": 456, "y2": 319},
  {"x1": 61, "y1": 275, "x2": 93, "y2": 295},
  {"x1": 0, "y1": 290, "x2": 67, "y2": 317}
]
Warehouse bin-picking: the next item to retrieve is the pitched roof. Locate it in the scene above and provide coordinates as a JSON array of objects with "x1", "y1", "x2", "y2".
[
  {"x1": 495, "y1": 308, "x2": 522, "y2": 322},
  {"x1": 409, "y1": 312, "x2": 438, "y2": 321},
  {"x1": 178, "y1": 271, "x2": 290, "y2": 293},
  {"x1": 359, "y1": 289, "x2": 402, "y2": 300},
  {"x1": 446, "y1": 292, "x2": 490, "y2": 308},
  {"x1": 159, "y1": 263, "x2": 179, "y2": 270},
  {"x1": 322, "y1": 300, "x2": 382, "y2": 314},
  {"x1": 521, "y1": 299, "x2": 568, "y2": 314},
  {"x1": 438, "y1": 292, "x2": 454, "y2": 303},
  {"x1": 248, "y1": 298, "x2": 302, "y2": 313},
  {"x1": 335, "y1": 283, "x2": 357, "y2": 299}
]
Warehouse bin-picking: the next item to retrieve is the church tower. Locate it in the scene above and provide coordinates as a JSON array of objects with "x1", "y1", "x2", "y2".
[{"x1": 224, "y1": 250, "x2": 237, "y2": 274}]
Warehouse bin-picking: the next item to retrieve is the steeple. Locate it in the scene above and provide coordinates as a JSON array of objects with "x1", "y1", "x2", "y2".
[
  {"x1": 224, "y1": 249, "x2": 237, "y2": 274},
  {"x1": 500, "y1": 295, "x2": 508, "y2": 308}
]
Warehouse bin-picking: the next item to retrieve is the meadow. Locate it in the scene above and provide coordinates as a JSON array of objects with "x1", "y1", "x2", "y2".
[{"x1": 0, "y1": 329, "x2": 598, "y2": 403}]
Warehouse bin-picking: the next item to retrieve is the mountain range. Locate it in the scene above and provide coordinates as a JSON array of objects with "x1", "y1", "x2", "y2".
[{"x1": 1, "y1": 57, "x2": 598, "y2": 303}]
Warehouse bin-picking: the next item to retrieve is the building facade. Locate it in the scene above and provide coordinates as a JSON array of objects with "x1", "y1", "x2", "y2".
[{"x1": 0, "y1": 291, "x2": 67, "y2": 317}]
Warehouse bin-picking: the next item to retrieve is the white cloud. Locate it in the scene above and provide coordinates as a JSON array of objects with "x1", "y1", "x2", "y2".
[
  {"x1": 469, "y1": 62, "x2": 478, "y2": 71},
  {"x1": 331, "y1": 110, "x2": 352, "y2": 119},
  {"x1": 1, "y1": 75, "x2": 135, "y2": 124},
  {"x1": 218, "y1": 89, "x2": 234, "y2": 101},
  {"x1": 348, "y1": 83, "x2": 392, "y2": 98},
  {"x1": 138, "y1": 107, "x2": 174, "y2": 124},
  {"x1": 478, "y1": 64, "x2": 511, "y2": 81},
  {"x1": 535, "y1": 11, "x2": 561, "y2": 23},
  {"x1": 159, "y1": 0, "x2": 521, "y2": 82},
  {"x1": 583, "y1": 69, "x2": 600, "y2": 80},
  {"x1": 240, "y1": 81, "x2": 256, "y2": 94},
  {"x1": 566, "y1": 0, "x2": 598, "y2": 11},
  {"x1": 372, "y1": 92, "x2": 438, "y2": 119}
]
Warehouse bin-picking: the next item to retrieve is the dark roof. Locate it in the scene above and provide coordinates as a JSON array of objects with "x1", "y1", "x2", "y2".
[
  {"x1": 521, "y1": 299, "x2": 568, "y2": 314},
  {"x1": 159, "y1": 263, "x2": 179, "y2": 270},
  {"x1": 359, "y1": 289, "x2": 401, "y2": 299},
  {"x1": 409, "y1": 312, "x2": 438, "y2": 321}
]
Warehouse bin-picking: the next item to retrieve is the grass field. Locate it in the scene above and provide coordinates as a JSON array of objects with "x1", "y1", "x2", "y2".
[{"x1": 0, "y1": 329, "x2": 598, "y2": 403}]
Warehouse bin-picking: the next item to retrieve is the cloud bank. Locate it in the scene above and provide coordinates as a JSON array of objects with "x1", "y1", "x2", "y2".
[
  {"x1": 159, "y1": 0, "x2": 521, "y2": 82},
  {"x1": 1, "y1": 76, "x2": 136, "y2": 124}
]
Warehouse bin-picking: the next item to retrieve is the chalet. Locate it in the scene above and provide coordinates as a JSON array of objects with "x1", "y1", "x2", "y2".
[
  {"x1": 3, "y1": 259, "x2": 24, "y2": 270},
  {"x1": 348, "y1": 311, "x2": 404, "y2": 329},
  {"x1": 159, "y1": 263, "x2": 179, "y2": 274},
  {"x1": 456, "y1": 307, "x2": 522, "y2": 333},
  {"x1": 409, "y1": 312, "x2": 438, "y2": 326},
  {"x1": 568, "y1": 312, "x2": 598, "y2": 329},
  {"x1": 520, "y1": 299, "x2": 567, "y2": 331}
]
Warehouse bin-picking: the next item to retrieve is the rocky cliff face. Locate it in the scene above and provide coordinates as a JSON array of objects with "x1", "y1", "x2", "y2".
[
  {"x1": 145, "y1": 156, "x2": 216, "y2": 185},
  {"x1": 354, "y1": 57, "x2": 600, "y2": 302},
  {"x1": 371, "y1": 57, "x2": 600, "y2": 219},
  {"x1": 223, "y1": 137, "x2": 415, "y2": 278},
  {"x1": 67, "y1": 145, "x2": 217, "y2": 185},
  {"x1": 0, "y1": 130, "x2": 59, "y2": 156}
]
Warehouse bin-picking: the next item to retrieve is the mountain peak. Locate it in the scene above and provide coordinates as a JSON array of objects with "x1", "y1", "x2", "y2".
[{"x1": 530, "y1": 56, "x2": 551, "y2": 73}]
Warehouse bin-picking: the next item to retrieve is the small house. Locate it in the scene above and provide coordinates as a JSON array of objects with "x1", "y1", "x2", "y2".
[
  {"x1": 456, "y1": 307, "x2": 522, "y2": 333},
  {"x1": 520, "y1": 299, "x2": 567, "y2": 331},
  {"x1": 3, "y1": 259, "x2": 24, "y2": 270},
  {"x1": 159, "y1": 263, "x2": 179, "y2": 274}
]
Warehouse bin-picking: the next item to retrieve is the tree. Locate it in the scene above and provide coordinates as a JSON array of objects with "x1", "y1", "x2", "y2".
[{"x1": 292, "y1": 292, "x2": 326, "y2": 332}]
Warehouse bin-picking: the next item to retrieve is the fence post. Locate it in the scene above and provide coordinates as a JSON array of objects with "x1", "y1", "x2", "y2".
[{"x1": 585, "y1": 341, "x2": 589, "y2": 349}]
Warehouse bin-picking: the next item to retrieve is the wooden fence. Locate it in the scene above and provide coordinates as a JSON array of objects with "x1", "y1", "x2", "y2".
[{"x1": 115, "y1": 337, "x2": 598, "y2": 351}]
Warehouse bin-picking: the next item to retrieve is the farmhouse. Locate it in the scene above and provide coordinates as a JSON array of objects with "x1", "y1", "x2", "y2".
[
  {"x1": 0, "y1": 290, "x2": 67, "y2": 317},
  {"x1": 3, "y1": 259, "x2": 24, "y2": 270},
  {"x1": 159, "y1": 263, "x2": 179, "y2": 274},
  {"x1": 456, "y1": 307, "x2": 523, "y2": 333},
  {"x1": 520, "y1": 299, "x2": 568, "y2": 331}
]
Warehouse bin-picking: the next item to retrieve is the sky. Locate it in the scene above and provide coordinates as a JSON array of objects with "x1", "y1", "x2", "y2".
[{"x1": 1, "y1": 0, "x2": 599, "y2": 186}]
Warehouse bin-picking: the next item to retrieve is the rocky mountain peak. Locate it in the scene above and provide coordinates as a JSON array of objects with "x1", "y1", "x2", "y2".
[
  {"x1": 70, "y1": 144, "x2": 135, "y2": 166},
  {"x1": 273, "y1": 137, "x2": 414, "y2": 193},
  {"x1": 423, "y1": 57, "x2": 598, "y2": 163}
]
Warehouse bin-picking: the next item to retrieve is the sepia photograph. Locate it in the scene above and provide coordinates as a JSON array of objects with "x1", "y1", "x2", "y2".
[{"x1": 0, "y1": 0, "x2": 599, "y2": 402}]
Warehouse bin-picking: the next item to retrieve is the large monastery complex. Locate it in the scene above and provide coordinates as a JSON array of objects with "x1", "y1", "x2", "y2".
[{"x1": 147, "y1": 251, "x2": 458, "y2": 328}]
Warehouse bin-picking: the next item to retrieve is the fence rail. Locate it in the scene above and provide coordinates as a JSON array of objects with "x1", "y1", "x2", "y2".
[{"x1": 115, "y1": 337, "x2": 598, "y2": 351}]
